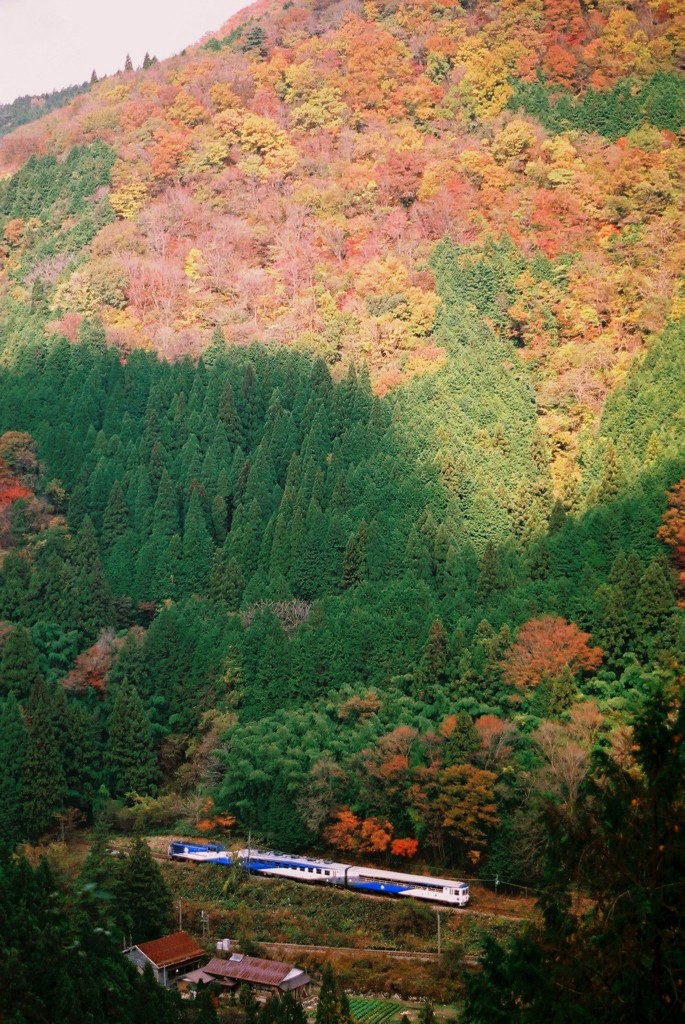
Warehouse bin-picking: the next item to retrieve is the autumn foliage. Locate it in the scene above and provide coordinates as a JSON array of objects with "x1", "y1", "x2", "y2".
[
  {"x1": 436, "y1": 764, "x2": 499, "y2": 860},
  {"x1": 503, "y1": 616, "x2": 603, "y2": 692},
  {"x1": 0, "y1": 0, "x2": 682, "y2": 415},
  {"x1": 657, "y1": 479, "x2": 685, "y2": 597},
  {"x1": 324, "y1": 807, "x2": 417, "y2": 858},
  {"x1": 62, "y1": 632, "x2": 116, "y2": 695},
  {"x1": 0, "y1": 464, "x2": 31, "y2": 508},
  {"x1": 390, "y1": 838, "x2": 419, "y2": 859},
  {"x1": 196, "y1": 796, "x2": 237, "y2": 833}
]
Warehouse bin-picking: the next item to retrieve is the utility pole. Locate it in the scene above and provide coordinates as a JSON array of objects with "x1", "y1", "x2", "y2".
[
  {"x1": 436, "y1": 910, "x2": 441, "y2": 957},
  {"x1": 200, "y1": 910, "x2": 209, "y2": 941},
  {"x1": 178, "y1": 899, "x2": 183, "y2": 930}
]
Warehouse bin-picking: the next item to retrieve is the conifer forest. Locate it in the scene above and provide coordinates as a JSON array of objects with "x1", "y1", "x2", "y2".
[{"x1": 0, "y1": 0, "x2": 683, "y2": 1020}]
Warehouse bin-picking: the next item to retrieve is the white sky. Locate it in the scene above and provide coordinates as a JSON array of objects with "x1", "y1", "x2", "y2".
[{"x1": 0, "y1": 0, "x2": 249, "y2": 103}]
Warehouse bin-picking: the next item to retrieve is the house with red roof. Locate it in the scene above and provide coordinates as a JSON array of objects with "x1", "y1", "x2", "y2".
[{"x1": 125, "y1": 931, "x2": 207, "y2": 986}]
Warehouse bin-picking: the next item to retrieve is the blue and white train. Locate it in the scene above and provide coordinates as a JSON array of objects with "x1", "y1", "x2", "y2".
[{"x1": 168, "y1": 841, "x2": 470, "y2": 907}]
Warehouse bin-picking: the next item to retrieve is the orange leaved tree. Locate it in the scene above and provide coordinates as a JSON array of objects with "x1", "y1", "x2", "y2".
[
  {"x1": 502, "y1": 616, "x2": 603, "y2": 694},
  {"x1": 324, "y1": 807, "x2": 396, "y2": 856},
  {"x1": 390, "y1": 838, "x2": 419, "y2": 859},
  {"x1": 657, "y1": 479, "x2": 685, "y2": 598}
]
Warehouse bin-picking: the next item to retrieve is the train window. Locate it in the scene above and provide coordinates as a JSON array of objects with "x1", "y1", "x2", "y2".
[{"x1": 324, "y1": 871, "x2": 330, "y2": 876}]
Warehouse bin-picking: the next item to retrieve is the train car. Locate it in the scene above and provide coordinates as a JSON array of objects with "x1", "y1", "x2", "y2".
[
  {"x1": 167, "y1": 842, "x2": 469, "y2": 906},
  {"x1": 167, "y1": 840, "x2": 231, "y2": 864},
  {"x1": 235, "y1": 849, "x2": 348, "y2": 883},
  {"x1": 344, "y1": 865, "x2": 470, "y2": 906}
]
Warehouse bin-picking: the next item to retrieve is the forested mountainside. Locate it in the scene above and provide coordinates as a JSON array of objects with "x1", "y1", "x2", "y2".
[
  {"x1": 0, "y1": 0, "x2": 684, "y2": 1020},
  {"x1": 0, "y1": 83, "x2": 91, "y2": 140},
  {"x1": 1, "y1": 0, "x2": 684, "y2": 455}
]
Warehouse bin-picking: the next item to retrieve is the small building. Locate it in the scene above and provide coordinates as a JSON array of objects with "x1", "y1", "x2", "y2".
[
  {"x1": 126, "y1": 931, "x2": 207, "y2": 987},
  {"x1": 179, "y1": 952, "x2": 312, "y2": 1001}
]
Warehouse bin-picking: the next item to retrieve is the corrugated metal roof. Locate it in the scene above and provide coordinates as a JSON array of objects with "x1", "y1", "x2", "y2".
[
  {"x1": 136, "y1": 931, "x2": 206, "y2": 968},
  {"x1": 203, "y1": 955, "x2": 309, "y2": 988}
]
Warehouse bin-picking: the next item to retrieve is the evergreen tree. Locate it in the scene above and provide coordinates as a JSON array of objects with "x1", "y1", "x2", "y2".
[
  {"x1": 124, "y1": 53, "x2": 134, "y2": 72},
  {"x1": 105, "y1": 680, "x2": 159, "y2": 799},
  {"x1": 595, "y1": 440, "x2": 626, "y2": 504},
  {"x1": 444, "y1": 712, "x2": 480, "y2": 765},
  {"x1": 153, "y1": 468, "x2": 180, "y2": 539},
  {"x1": 418, "y1": 1004, "x2": 436, "y2": 1024},
  {"x1": 62, "y1": 697, "x2": 103, "y2": 814},
  {"x1": 0, "y1": 625, "x2": 42, "y2": 700},
  {"x1": 152, "y1": 533, "x2": 183, "y2": 601},
  {"x1": 118, "y1": 835, "x2": 173, "y2": 943},
  {"x1": 211, "y1": 493, "x2": 228, "y2": 544},
  {"x1": 194, "y1": 986, "x2": 219, "y2": 1024},
  {"x1": 218, "y1": 379, "x2": 242, "y2": 447},
  {"x1": 0, "y1": 855, "x2": 189, "y2": 1024},
  {"x1": 102, "y1": 479, "x2": 130, "y2": 552},
  {"x1": 315, "y1": 963, "x2": 350, "y2": 1024},
  {"x1": 79, "y1": 818, "x2": 122, "y2": 895},
  {"x1": 476, "y1": 542, "x2": 505, "y2": 603},
  {"x1": 182, "y1": 488, "x2": 214, "y2": 594},
  {"x1": 210, "y1": 549, "x2": 245, "y2": 610},
  {"x1": 0, "y1": 692, "x2": 27, "y2": 849},
  {"x1": 71, "y1": 515, "x2": 115, "y2": 638},
  {"x1": 634, "y1": 560, "x2": 675, "y2": 656},
  {"x1": 593, "y1": 584, "x2": 631, "y2": 668},
  {"x1": 0, "y1": 550, "x2": 30, "y2": 622},
  {"x1": 240, "y1": 983, "x2": 260, "y2": 1024},
  {"x1": 529, "y1": 663, "x2": 578, "y2": 718},
  {"x1": 242, "y1": 25, "x2": 267, "y2": 57},
  {"x1": 204, "y1": 325, "x2": 228, "y2": 367},
  {"x1": 419, "y1": 619, "x2": 450, "y2": 690},
  {"x1": 22, "y1": 679, "x2": 66, "y2": 838},
  {"x1": 78, "y1": 316, "x2": 107, "y2": 353},
  {"x1": 341, "y1": 520, "x2": 368, "y2": 589}
]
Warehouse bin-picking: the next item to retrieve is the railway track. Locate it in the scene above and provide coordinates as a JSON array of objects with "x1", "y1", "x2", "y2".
[
  {"x1": 261, "y1": 942, "x2": 481, "y2": 968},
  {"x1": 155, "y1": 841, "x2": 534, "y2": 923},
  {"x1": 260, "y1": 942, "x2": 441, "y2": 962}
]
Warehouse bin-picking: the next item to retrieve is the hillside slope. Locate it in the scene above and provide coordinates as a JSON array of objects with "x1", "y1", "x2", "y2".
[{"x1": 0, "y1": 0, "x2": 683, "y2": 472}]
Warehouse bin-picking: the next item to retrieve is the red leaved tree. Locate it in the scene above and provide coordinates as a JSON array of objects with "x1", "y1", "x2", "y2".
[
  {"x1": 0, "y1": 466, "x2": 32, "y2": 507},
  {"x1": 324, "y1": 808, "x2": 394, "y2": 855},
  {"x1": 323, "y1": 808, "x2": 360, "y2": 852},
  {"x1": 502, "y1": 616, "x2": 602, "y2": 694},
  {"x1": 390, "y1": 838, "x2": 419, "y2": 859}
]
